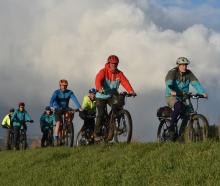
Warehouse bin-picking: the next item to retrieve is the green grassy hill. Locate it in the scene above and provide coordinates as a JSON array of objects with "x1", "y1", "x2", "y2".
[{"x1": 1, "y1": 142, "x2": 220, "y2": 186}]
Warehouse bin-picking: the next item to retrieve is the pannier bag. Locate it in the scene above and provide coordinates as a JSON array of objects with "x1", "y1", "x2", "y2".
[{"x1": 157, "y1": 106, "x2": 172, "y2": 118}]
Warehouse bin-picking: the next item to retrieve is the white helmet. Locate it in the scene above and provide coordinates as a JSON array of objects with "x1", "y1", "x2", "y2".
[{"x1": 176, "y1": 57, "x2": 190, "y2": 65}]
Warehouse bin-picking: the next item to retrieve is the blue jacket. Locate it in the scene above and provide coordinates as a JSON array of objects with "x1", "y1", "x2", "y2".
[
  {"x1": 11, "y1": 109, "x2": 32, "y2": 127},
  {"x1": 165, "y1": 67, "x2": 206, "y2": 98},
  {"x1": 50, "y1": 89, "x2": 81, "y2": 109},
  {"x1": 40, "y1": 113, "x2": 55, "y2": 129}
]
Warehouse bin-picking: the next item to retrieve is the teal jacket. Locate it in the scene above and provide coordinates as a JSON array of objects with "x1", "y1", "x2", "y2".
[
  {"x1": 165, "y1": 67, "x2": 206, "y2": 98},
  {"x1": 40, "y1": 113, "x2": 55, "y2": 129},
  {"x1": 11, "y1": 109, "x2": 32, "y2": 127}
]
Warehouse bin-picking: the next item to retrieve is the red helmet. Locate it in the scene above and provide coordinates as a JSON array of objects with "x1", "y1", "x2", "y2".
[
  {"x1": 59, "y1": 79, "x2": 68, "y2": 86},
  {"x1": 18, "y1": 102, "x2": 25, "y2": 107},
  {"x1": 108, "y1": 55, "x2": 119, "y2": 64}
]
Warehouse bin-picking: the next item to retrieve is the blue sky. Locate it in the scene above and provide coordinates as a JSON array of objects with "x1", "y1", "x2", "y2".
[{"x1": 154, "y1": 0, "x2": 220, "y2": 8}]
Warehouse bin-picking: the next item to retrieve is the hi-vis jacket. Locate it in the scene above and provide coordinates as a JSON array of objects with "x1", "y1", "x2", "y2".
[
  {"x1": 165, "y1": 67, "x2": 206, "y2": 97},
  {"x1": 95, "y1": 63, "x2": 133, "y2": 99},
  {"x1": 2, "y1": 114, "x2": 12, "y2": 128}
]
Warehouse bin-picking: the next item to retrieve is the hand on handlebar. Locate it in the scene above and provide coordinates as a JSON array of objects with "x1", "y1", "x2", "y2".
[
  {"x1": 202, "y1": 93, "x2": 208, "y2": 99},
  {"x1": 170, "y1": 91, "x2": 177, "y2": 96}
]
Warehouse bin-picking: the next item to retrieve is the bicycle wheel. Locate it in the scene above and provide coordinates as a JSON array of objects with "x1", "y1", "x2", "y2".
[
  {"x1": 188, "y1": 114, "x2": 209, "y2": 142},
  {"x1": 46, "y1": 129, "x2": 54, "y2": 147},
  {"x1": 9, "y1": 131, "x2": 14, "y2": 150},
  {"x1": 76, "y1": 130, "x2": 87, "y2": 146},
  {"x1": 157, "y1": 119, "x2": 173, "y2": 142},
  {"x1": 114, "y1": 109, "x2": 132, "y2": 143},
  {"x1": 64, "y1": 122, "x2": 74, "y2": 147},
  {"x1": 20, "y1": 131, "x2": 27, "y2": 150}
]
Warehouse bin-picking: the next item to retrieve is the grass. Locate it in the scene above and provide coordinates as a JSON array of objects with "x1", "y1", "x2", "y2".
[{"x1": 1, "y1": 142, "x2": 220, "y2": 186}]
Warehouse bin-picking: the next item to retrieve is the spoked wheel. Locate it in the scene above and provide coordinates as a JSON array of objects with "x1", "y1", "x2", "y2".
[
  {"x1": 114, "y1": 109, "x2": 132, "y2": 143},
  {"x1": 20, "y1": 131, "x2": 27, "y2": 150},
  {"x1": 8, "y1": 131, "x2": 15, "y2": 150},
  {"x1": 76, "y1": 130, "x2": 87, "y2": 146},
  {"x1": 188, "y1": 114, "x2": 209, "y2": 142},
  {"x1": 46, "y1": 129, "x2": 54, "y2": 147},
  {"x1": 157, "y1": 119, "x2": 173, "y2": 142},
  {"x1": 64, "y1": 122, "x2": 74, "y2": 147}
]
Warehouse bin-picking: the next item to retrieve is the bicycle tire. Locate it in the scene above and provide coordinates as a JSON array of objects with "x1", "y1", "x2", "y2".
[
  {"x1": 157, "y1": 119, "x2": 173, "y2": 142},
  {"x1": 188, "y1": 114, "x2": 209, "y2": 142},
  {"x1": 114, "y1": 109, "x2": 132, "y2": 143},
  {"x1": 9, "y1": 131, "x2": 14, "y2": 149},
  {"x1": 20, "y1": 131, "x2": 27, "y2": 150},
  {"x1": 46, "y1": 129, "x2": 54, "y2": 147},
  {"x1": 64, "y1": 122, "x2": 74, "y2": 147},
  {"x1": 76, "y1": 130, "x2": 86, "y2": 146}
]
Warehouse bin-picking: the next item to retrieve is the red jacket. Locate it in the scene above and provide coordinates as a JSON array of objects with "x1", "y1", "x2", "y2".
[{"x1": 95, "y1": 63, "x2": 133, "y2": 97}]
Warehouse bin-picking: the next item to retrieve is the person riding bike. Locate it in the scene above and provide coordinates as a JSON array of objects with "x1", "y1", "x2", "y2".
[
  {"x1": 40, "y1": 106, "x2": 55, "y2": 147},
  {"x1": 94, "y1": 55, "x2": 136, "y2": 141},
  {"x1": 165, "y1": 57, "x2": 208, "y2": 140},
  {"x1": 79, "y1": 88, "x2": 96, "y2": 142},
  {"x1": 1, "y1": 108, "x2": 15, "y2": 150},
  {"x1": 11, "y1": 102, "x2": 33, "y2": 150},
  {"x1": 49, "y1": 79, "x2": 81, "y2": 145}
]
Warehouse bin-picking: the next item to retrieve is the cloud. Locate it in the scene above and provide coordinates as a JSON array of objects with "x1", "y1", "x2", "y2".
[{"x1": 0, "y1": 0, "x2": 220, "y2": 141}]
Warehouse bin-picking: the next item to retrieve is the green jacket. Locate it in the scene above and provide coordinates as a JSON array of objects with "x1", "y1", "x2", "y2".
[
  {"x1": 11, "y1": 109, "x2": 32, "y2": 127},
  {"x1": 40, "y1": 113, "x2": 55, "y2": 129}
]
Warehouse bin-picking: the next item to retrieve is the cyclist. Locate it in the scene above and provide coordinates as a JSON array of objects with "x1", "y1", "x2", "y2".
[
  {"x1": 94, "y1": 55, "x2": 136, "y2": 141},
  {"x1": 165, "y1": 57, "x2": 208, "y2": 139},
  {"x1": 79, "y1": 88, "x2": 96, "y2": 142},
  {"x1": 1, "y1": 108, "x2": 15, "y2": 150},
  {"x1": 40, "y1": 106, "x2": 55, "y2": 147},
  {"x1": 50, "y1": 79, "x2": 81, "y2": 145},
  {"x1": 11, "y1": 102, "x2": 33, "y2": 150}
]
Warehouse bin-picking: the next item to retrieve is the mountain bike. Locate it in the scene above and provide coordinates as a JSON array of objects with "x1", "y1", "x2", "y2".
[
  {"x1": 76, "y1": 114, "x2": 96, "y2": 146},
  {"x1": 14, "y1": 120, "x2": 33, "y2": 150},
  {"x1": 157, "y1": 93, "x2": 209, "y2": 142},
  {"x1": 97, "y1": 92, "x2": 136, "y2": 144},
  {"x1": 58, "y1": 108, "x2": 78, "y2": 147}
]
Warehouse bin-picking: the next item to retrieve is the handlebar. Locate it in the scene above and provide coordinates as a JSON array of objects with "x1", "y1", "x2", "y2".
[
  {"x1": 120, "y1": 92, "x2": 137, "y2": 97},
  {"x1": 176, "y1": 92, "x2": 206, "y2": 99}
]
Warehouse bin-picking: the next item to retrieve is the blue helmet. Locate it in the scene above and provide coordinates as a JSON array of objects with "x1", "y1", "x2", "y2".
[{"x1": 89, "y1": 88, "x2": 97, "y2": 94}]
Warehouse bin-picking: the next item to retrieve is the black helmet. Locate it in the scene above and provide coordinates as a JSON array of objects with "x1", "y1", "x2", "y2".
[
  {"x1": 45, "y1": 106, "x2": 51, "y2": 111},
  {"x1": 9, "y1": 108, "x2": 15, "y2": 113}
]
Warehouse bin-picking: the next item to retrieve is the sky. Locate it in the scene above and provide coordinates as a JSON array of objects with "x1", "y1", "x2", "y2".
[{"x1": 0, "y1": 0, "x2": 220, "y2": 141}]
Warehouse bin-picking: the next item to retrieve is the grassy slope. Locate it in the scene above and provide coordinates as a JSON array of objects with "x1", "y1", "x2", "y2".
[{"x1": 1, "y1": 142, "x2": 220, "y2": 186}]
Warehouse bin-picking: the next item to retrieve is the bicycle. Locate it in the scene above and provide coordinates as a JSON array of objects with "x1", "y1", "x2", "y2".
[
  {"x1": 157, "y1": 93, "x2": 209, "y2": 142},
  {"x1": 97, "y1": 92, "x2": 136, "y2": 144},
  {"x1": 41, "y1": 126, "x2": 54, "y2": 147},
  {"x1": 76, "y1": 114, "x2": 96, "y2": 146},
  {"x1": 14, "y1": 120, "x2": 33, "y2": 150},
  {"x1": 57, "y1": 108, "x2": 78, "y2": 147}
]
